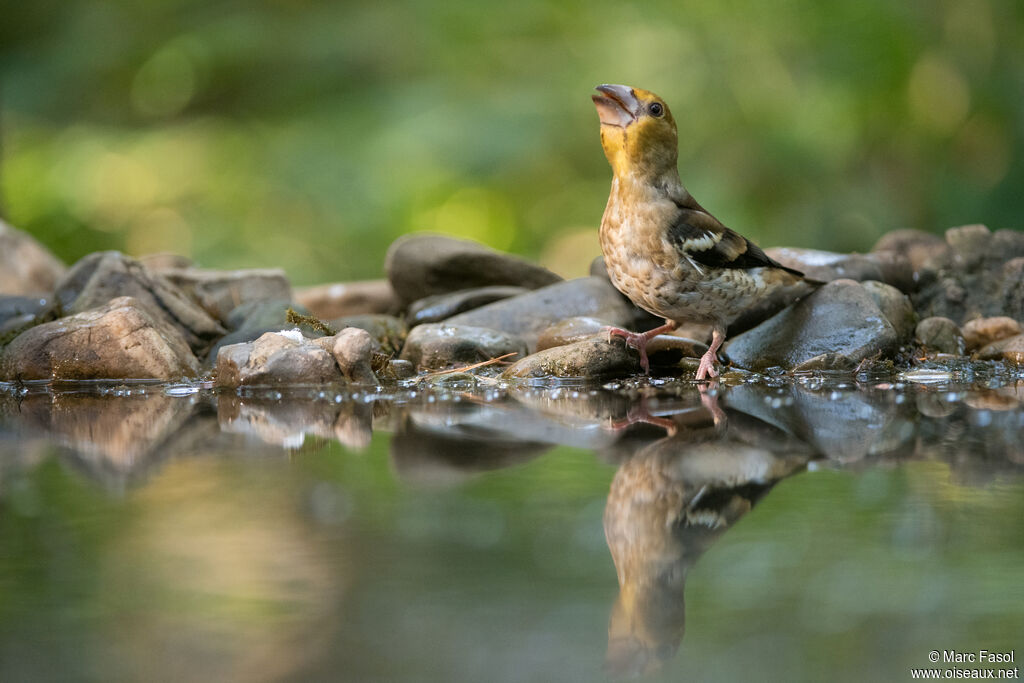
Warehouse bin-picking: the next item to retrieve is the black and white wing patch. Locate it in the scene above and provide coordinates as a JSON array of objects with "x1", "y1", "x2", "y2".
[{"x1": 666, "y1": 208, "x2": 804, "y2": 277}]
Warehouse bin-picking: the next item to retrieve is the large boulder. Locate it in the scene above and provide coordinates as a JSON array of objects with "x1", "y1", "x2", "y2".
[
  {"x1": 445, "y1": 277, "x2": 637, "y2": 352},
  {"x1": 157, "y1": 267, "x2": 292, "y2": 322},
  {"x1": 385, "y1": 234, "x2": 562, "y2": 305},
  {"x1": 55, "y1": 251, "x2": 225, "y2": 354},
  {"x1": 0, "y1": 219, "x2": 67, "y2": 295},
  {"x1": 724, "y1": 279, "x2": 900, "y2": 371},
  {"x1": 0, "y1": 296, "x2": 200, "y2": 380}
]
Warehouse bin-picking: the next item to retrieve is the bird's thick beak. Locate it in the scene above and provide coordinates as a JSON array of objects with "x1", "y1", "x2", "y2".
[{"x1": 592, "y1": 84, "x2": 640, "y2": 128}]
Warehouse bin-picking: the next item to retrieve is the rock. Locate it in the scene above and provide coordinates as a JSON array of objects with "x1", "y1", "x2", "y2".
[
  {"x1": 0, "y1": 219, "x2": 67, "y2": 295},
  {"x1": 159, "y1": 267, "x2": 292, "y2": 322},
  {"x1": 998, "y1": 258, "x2": 1024, "y2": 321},
  {"x1": 385, "y1": 233, "x2": 562, "y2": 305},
  {"x1": 872, "y1": 229, "x2": 948, "y2": 275},
  {"x1": 945, "y1": 224, "x2": 991, "y2": 267},
  {"x1": 388, "y1": 359, "x2": 416, "y2": 380},
  {"x1": 961, "y1": 316, "x2": 1021, "y2": 351},
  {"x1": 138, "y1": 252, "x2": 194, "y2": 271},
  {"x1": 399, "y1": 323, "x2": 528, "y2": 371},
  {"x1": 724, "y1": 280, "x2": 899, "y2": 371},
  {"x1": 214, "y1": 331, "x2": 344, "y2": 387},
  {"x1": 0, "y1": 296, "x2": 200, "y2": 380},
  {"x1": 646, "y1": 335, "x2": 711, "y2": 366},
  {"x1": 861, "y1": 280, "x2": 916, "y2": 342},
  {"x1": 0, "y1": 313, "x2": 37, "y2": 341},
  {"x1": 915, "y1": 317, "x2": 965, "y2": 355},
  {"x1": 0, "y1": 295, "x2": 50, "y2": 327},
  {"x1": 765, "y1": 247, "x2": 914, "y2": 292},
  {"x1": 912, "y1": 225, "x2": 1024, "y2": 324},
  {"x1": 976, "y1": 334, "x2": 1024, "y2": 364},
  {"x1": 536, "y1": 316, "x2": 609, "y2": 351},
  {"x1": 207, "y1": 300, "x2": 322, "y2": 365},
  {"x1": 407, "y1": 286, "x2": 529, "y2": 325},
  {"x1": 55, "y1": 251, "x2": 225, "y2": 355},
  {"x1": 502, "y1": 337, "x2": 639, "y2": 379},
  {"x1": 330, "y1": 314, "x2": 407, "y2": 357},
  {"x1": 445, "y1": 277, "x2": 637, "y2": 352},
  {"x1": 313, "y1": 328, "x2": 379, "y2": 384},
  {"x1": 294, "y1": 279, "x2": 398, "y2": 319},
  {"x1": 224, "y1": 299, "x2": 309, "y2": 332}
]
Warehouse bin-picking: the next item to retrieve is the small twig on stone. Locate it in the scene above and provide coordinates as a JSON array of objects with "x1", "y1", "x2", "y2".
[
  {"x1": 286, "y1": 307, "x2": 336, "y2": 336},
  {"x1": 420, "y1": 352, "x2": 519, "y2": 378}
]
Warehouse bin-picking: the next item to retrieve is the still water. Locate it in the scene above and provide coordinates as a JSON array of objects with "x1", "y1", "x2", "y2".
[{"x1": 1, "y1": 374, "x2": 1022, "y2": 682}]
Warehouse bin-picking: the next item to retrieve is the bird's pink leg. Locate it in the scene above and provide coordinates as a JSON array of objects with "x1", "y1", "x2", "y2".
[
  {"x1": 696, "y1": 326, "x2": 725, "y2": 381},
  {"x1": 604, "y1": 320, "x2": 678, "y2": 374}
]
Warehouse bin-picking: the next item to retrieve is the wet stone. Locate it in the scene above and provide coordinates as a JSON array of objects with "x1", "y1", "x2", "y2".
[
  {"x1": 55, "y1": 251, "x2": 225, "y2": 355},
  {"x1": 313, "y1": 327, "x2": 379, "y2": 384},
  {"x1": 207, "y1": 301, "x2": 320, "y2": 365},
  {"x1": 861, "y1": 280, "x2": 916, "y2": 342},
  {"x1": 399, "y1": 323, "x2": 528, "y2": 371},
  {"x1": 724, "y1": 279, "x2": 898, "y2": 372},
  {"x1": 915, "y1": 317, "x2": 966, "y2": 355},
  {"x1": 294, "y1": 279, "x2": 398, "y2": 319},
  {"x1": 408, "y1": 286, "x2": 529, "y2": 326},
  {"x1": 536, "y1": 316, "x2": 609, "y2": 351},
  {"x1": 385, "y1": 233, "x2": 562, "y2": 306},
  {"x1": 962, "y1": 316, "x2": 1021, "y2": 352},
  {"x1": 388, "y1": 359, "x2": 416, "y2": 380},
  {"x1": 445, "y1": 277, "x2": 637, "y2": 352},
  {"x1": 976, "y1": 334, "x2": 1024, "y2": 364},
  {"x1": 0, "y1": 296, "x2": 201, "y2": 381},
  {"x1": 215, "y1": 330, "x2": 344, "y2": 387},
  {"x1": 0, "y1": 218, "x2": 67, "y2": 295},
  {"x1": 502, "y1": 337, "x2": 639, "y2": 379}
]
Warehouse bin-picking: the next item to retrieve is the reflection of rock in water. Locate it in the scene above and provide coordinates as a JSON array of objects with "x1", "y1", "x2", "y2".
[
  {"x1": 217, "y1": 393, "x2": 375, "y2": 451},
  {"x1": 391, "y1": 411, "x2": 551, "y2": 486},
  {"x1": 99, "y1": 457, "x2": 343, "y2": 683},
  {"x1": 603, "y1": 405, "x2": 813, "y2": 677},
  {"x1": 4, "y1": 391, "x2": 197, "y2": 489}
]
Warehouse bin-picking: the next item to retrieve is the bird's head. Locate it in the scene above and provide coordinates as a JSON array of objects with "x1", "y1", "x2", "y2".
[{"x1": 592, "y1": 84, "x2": 678, "y2": 180}]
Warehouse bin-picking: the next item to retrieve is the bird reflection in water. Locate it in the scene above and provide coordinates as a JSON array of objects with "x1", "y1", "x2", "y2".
[{"x1": 602, "y1": 389, "x2": 814, "y2": 677}]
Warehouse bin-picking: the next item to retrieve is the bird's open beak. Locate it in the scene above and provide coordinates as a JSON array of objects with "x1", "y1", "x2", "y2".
[{"x1": 592, "y1": 84, "x2": 640, "y2": 128}]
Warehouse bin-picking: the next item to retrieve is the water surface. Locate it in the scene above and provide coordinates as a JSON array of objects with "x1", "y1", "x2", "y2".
[{"x1": 1, "y1": 374, "x2": 1022, "y2": 682}]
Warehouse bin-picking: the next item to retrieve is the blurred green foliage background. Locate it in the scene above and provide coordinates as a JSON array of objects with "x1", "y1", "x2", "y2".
[{"x1": 1, "y1": 0, "x2": 1021, "y2": 285}]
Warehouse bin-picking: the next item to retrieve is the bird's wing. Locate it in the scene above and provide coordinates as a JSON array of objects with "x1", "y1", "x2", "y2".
[{"x1": 666, "y1": 207, "x2": 804, "y2": 276}]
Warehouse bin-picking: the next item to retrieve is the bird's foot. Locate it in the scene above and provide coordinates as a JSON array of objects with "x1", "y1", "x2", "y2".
[
  {"x1": 603, "y1": 321, "x2": 677, "y2": 375},
  {"x1": 695, "y1": 351, "x2": 719, "y2": 381}
]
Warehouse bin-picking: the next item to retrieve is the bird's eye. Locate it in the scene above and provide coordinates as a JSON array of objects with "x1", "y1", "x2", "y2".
[{"x1": 649, "y1": 102, "x2": 664, "y2": 117}]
